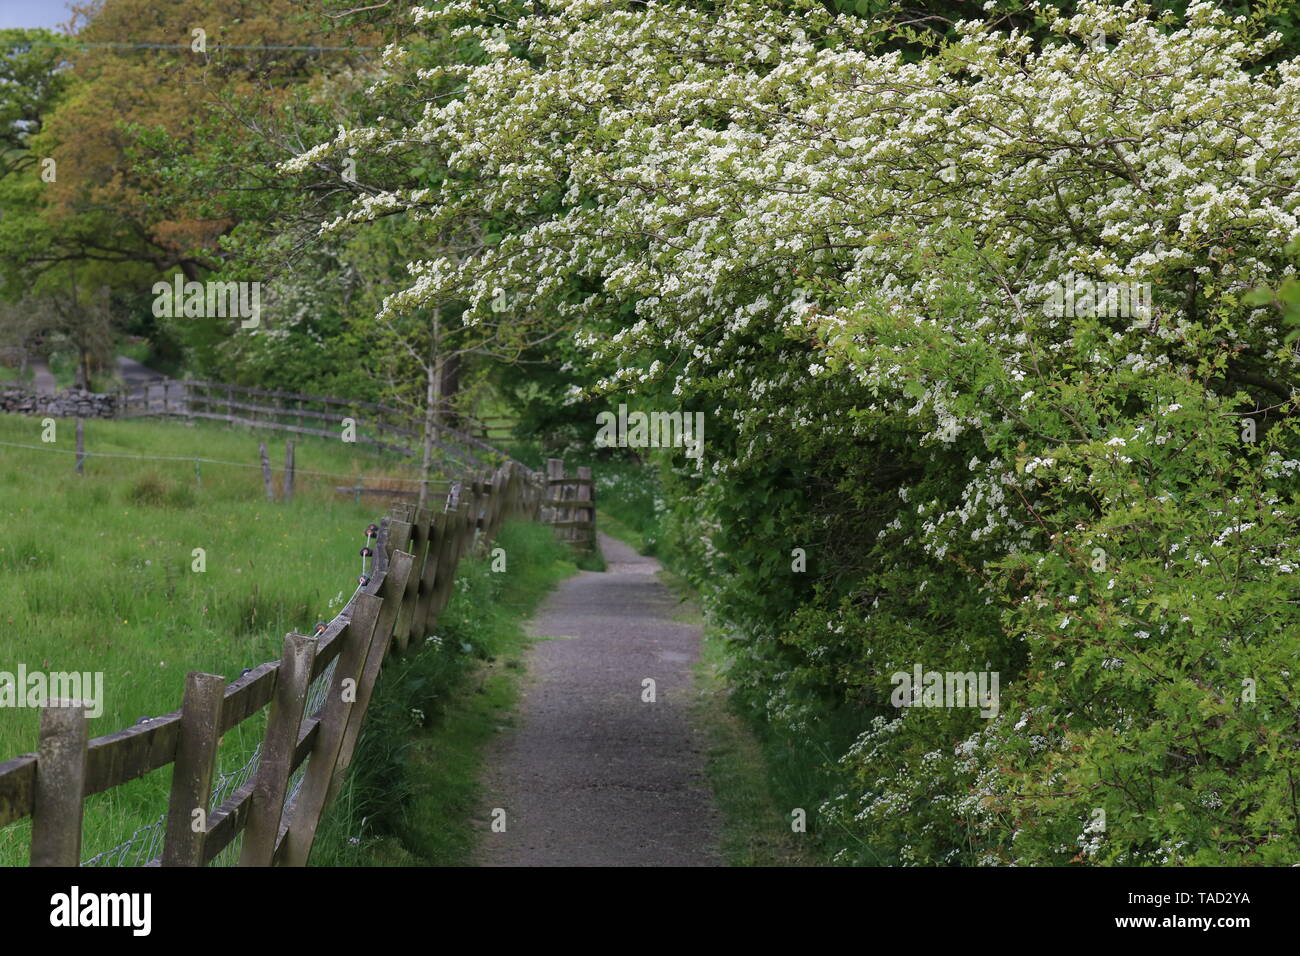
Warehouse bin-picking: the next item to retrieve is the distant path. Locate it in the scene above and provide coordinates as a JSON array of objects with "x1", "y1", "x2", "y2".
[
  {"x1": 116, "y1": 355, "x2": 165, "y2": 386},
  {"x1": 476, "y1": 533, "x2": 722, "y2": 866},
  {"x1": 30, "y1": 358, "x2": 56, "y2": 396},
  {"x1": 116, "y1": 355, "x2": 183, "y2": 414}
]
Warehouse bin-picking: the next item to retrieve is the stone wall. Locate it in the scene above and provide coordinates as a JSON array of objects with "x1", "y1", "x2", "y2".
[{"x1": 0, "y1": 387, "x2": 118, "y2": 419}]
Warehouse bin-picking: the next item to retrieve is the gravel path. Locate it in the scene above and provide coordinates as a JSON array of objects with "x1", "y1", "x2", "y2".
[
  {"x1": 476, "y1": 532, "x2": 722, "y2": 866},
  {"x1": 29, "y1": 358, "x2": 56, "y2": 396},
  {"x1": 115, "y1": 354, "x2": 165, "y2": 386}
]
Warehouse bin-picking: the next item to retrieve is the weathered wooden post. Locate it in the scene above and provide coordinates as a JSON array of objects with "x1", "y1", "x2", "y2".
[
  {"x1": 281, "y1": 594, "x2": 384, "y2": 866},
  {"x1": 283, "y1": 441, "x2": 295, "y2": 502},
  {"x1": 74, "y1": 417, "x2": 85, "y2": 476},
  {"x1": 412, "y1": 512, "x2": 446, "y2": 641},
  {"x1": 30, "y1": 700, "x2": 88, "y2": 867},
  {"x1": 385, "y1": 510, "x2": 416, "y2": 655},
  {"x1": 259, "y1": 442, "x2": 275, "y2": 500},
  {"x1": 162, "y1": 672, "x2": 226, "y2": 867},
  {"x1": 327, "y1": 551, "x2": 415, "y2": 805},
  {"x1": 576, "y1": 465, "x2": 595, "y2": 552},
  {"x1": 241, "y1": 632, "x2": 317, "y2": 866}
]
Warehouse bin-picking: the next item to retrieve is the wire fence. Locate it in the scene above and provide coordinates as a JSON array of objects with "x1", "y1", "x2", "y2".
[
  {"x1": 80, "y1": 654, "x2": 343, "y2": 868},
  {"x1": 0, "y1": 437, "x2": 454, "y2": 492}
]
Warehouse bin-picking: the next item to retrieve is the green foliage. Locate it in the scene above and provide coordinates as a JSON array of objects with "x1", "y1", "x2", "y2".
[
  {"x1": 0, "y1": 28, "x2": 68, "y2": 181},
  {"x1": 309, "y1": 0, "x2": 1300, "y2": 865},
  {"x1": 1243, "y1": 239, "x2": 1300, "y2": 345}
]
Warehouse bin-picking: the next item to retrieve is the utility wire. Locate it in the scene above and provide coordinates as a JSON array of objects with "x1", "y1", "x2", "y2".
[{"x1": 0, "y1": 39, "x2": 381, "y2": 52}]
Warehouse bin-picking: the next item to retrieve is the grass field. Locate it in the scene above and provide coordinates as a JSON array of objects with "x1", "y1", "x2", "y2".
[{"x1": 0, "y1": 412, "x2": 454, "y2": 865}]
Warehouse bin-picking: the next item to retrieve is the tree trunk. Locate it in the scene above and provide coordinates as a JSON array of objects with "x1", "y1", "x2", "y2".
[
  {"x1": 417, "y1": 311, "x2": 443, "y2": 513},
  {"x1": 440, "y1": 352, "x2": 460, "y2": 426}
]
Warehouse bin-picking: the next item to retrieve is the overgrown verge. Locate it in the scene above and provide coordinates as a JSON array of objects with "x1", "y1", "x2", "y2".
[
  {"x1": 311, "y1": 519, "x2": 576, "y2": 865},
  {"x1": 651, "y1": 569, "x2": 813, "y2": 867}
]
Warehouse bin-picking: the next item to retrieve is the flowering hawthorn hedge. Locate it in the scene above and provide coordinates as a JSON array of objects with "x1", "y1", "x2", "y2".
[{"x1": 290, "y1": 0, "x2": 1300, "y2": 864}]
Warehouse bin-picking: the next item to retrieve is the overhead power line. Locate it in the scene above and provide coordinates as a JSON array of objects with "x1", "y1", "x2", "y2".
[{"x1": 0, "y1": 38, "x2": 381, "y2": 53}]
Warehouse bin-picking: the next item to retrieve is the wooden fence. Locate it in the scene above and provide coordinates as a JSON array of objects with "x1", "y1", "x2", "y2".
[
  {"x1": 115, "y1": 379, "x2": 506, "y2": 469},
  {"x1": 0, "y1": 460, "x2": 545, "y2": 867},
  {"x1": 542, "y1": 458, "x2": 596, "y2": 553}
]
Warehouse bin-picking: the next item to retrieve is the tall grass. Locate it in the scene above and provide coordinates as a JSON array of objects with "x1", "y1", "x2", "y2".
[{"x1": 0, "y1": 412, "x2": 437, "y2": 865}]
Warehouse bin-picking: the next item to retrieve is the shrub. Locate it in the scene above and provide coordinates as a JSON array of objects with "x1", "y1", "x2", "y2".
[{"x1": 297, "y1": 0, "x2": 1300, "y2": 864}]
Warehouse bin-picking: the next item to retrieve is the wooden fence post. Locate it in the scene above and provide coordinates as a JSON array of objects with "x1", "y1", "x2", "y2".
[
  {"x1": 576, "y1": 465, "x2": 595, "y2": 551},
  {"x1": 259, "y1": 442, "x2": 274, "y2": 501},
  {"x1": 427, "y1": 509, "x2": 459, "y2": 621},
  {"x1": 327, "y1": 551, "x2": 415, "y2": 803},
  {"x1": 470, "y1": 477, "x2": 485, "y2": 547},
  {"x1": 412, "y1": 512, "x2": 446, "y2": 641},
  {"x1": 162, "y1": 672, "x2": 226, "y2": 867},
  {"x1": 240, "y1": 632, "x2": 317, "y2": 866},
  {"x1": 281, "y1": 593, "x2": 383, "y2": 866},
  {"x1": 75, "y1": 417, "x2": 85, "y2": 476},
  {"x1": 545, "y1": 459, "x2": 563, "y2": 529},
  {"x1": 434, "y1": 506, "x2": 472, "y2": 619},
  {"x1": 30, "y1": 700, "x2": 88, "y2": 867},
  {"x1": 283, "y1": 441, "x2": 295, "y2": 502},
  {"x1": 396, "y1": 506, "x2": 431, "y2": 653},
  {"x1": 384, "y1": 511, "x2": 416, "y2": 655}
]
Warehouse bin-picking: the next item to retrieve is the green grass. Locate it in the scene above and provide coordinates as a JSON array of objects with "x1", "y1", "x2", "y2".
[
  {"x1": 652, "y1": 568, "x2": 816, "y2": 866},
  {"x1": 310, "y1": 520, "x2": 576, "y2": 866},
  {"x1": 116, "y1": 342, "x2": 150, "y2": 365},
  {"x1": 46, "y1": 350, "x2": 115, "y2": 392},
  {"x1": 597, "y1": 507, "x2": 649, "y2": 555},
  {"x1": 0, "y1": 412, "x2": 450, "y2": 866}
]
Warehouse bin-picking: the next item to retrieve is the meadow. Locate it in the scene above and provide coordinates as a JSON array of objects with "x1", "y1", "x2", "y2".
[{"x1": 0, "y1": 412, "x2": 431, "y2": 865}]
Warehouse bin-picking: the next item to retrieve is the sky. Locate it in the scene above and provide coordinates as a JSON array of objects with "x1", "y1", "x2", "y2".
[{"x1": 0, "y1": 0, "x2": 77, "y2": 31}]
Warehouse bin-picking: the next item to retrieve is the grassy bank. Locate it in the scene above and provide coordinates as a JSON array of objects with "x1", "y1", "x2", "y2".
[
  {"x1": 310, "y1": 519, "x2": 577, "y2": 866},
  {"x1": 652, "y1": 568, "x2": 816, "y2": 867}
]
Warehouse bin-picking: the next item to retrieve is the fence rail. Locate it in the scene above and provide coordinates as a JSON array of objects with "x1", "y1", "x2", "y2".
[{"x1": 0, "y1": 460, "x2": 547, "y2": 867}]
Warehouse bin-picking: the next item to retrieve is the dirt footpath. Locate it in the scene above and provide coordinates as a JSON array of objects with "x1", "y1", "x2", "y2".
[{"x1": 476, "y1": 532, "x2": 722, "y2": 866}]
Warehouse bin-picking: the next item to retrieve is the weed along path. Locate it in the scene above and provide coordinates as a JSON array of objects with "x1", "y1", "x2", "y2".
[{"x1": 476, "y1": 532, "x2": 722, "y2": 866}]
